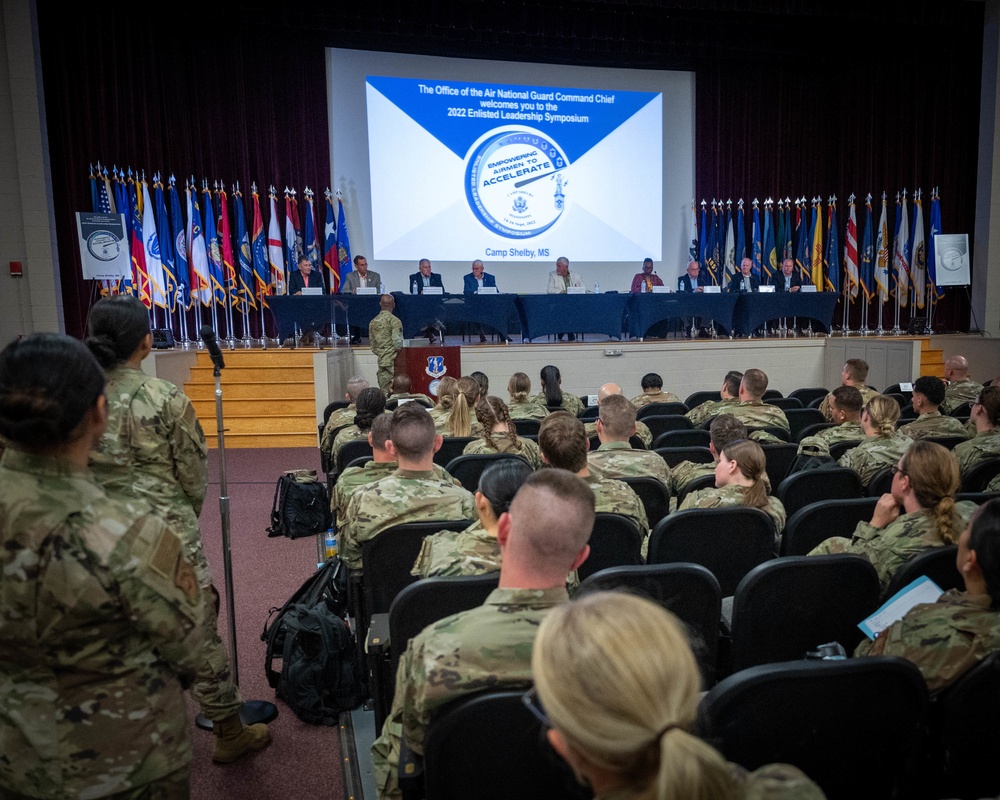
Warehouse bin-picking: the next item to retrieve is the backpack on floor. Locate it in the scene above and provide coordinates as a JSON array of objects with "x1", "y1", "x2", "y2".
[
  {"x1": 266, "y1": 469, "x2": 332, "y2": 539},
  {"x1": 261, "y1": 557, "x2": 362, "y2": 724}
]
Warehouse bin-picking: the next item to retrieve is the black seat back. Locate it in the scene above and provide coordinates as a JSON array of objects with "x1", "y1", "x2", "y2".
[
  {"x1": 730, "y1": 555, "x2": 880, "y2": 671},
  {"x1": 652, "y1": 428, "x2": 710, "y2": 449},
  {"x1": 785, "y1": 408, "x2": 827, "y2": 440},
  {"x1": 636, "y1": 401, "x2": 688, "y2": 418},
  {"x1": 578, "y1": 513, "x2": 643, "y2": 581},
  {"x1": 882, "y1": 545, "x2": 962, "y2": 602},
  {"x1": 698, "y1": 657, "x2": 928, "y2": 800},
  {"x1": 760, "y1": 443, "x2": 798, "y2": 488},
  {"x1": 795, "y1": 420, "x2": 836, "y2": 442},
  {"x1": 685, "y1": 390, "x2": 721, "y2": 409},
  {"x1": 781, "y1": 496, "x2": 879, "y2": 555},
  {"x1": 617, "y1": 476, "x2": 671, "y2": 527},
  {"x1": 647, "y1": 507, "x2": 775, "y2": 596},
  {"x1": 336, "y1": 437, "x2": 374, "y2": 475},
  {"x1": 787, "y1": 387, "x2": 829, "y2": 407},
  {"x1": 433, "y1": 437, "x2": 477, "y2": 467},
  {"x1": 767, "y1": 396, "x2": 803, "y2": 410},
  {"x1": 867, "y1": 465, "x2": 894, "y2": 496},
  {"x1": 674, "y1": 473, "x2": 717, "y2": 507},
  {"x1": 961, "y1": 458, "x2": 1000, "y2": 493},
  {"x1": 512, "y1": 418, "x2": 541, "y2": 436},
  {"x1": 827, "y1": 439, "x2": 863, "y2": 461},
  {"x1": 925, "y1": 435, "x2": 969, "y2": 451},
  {"x1": 655, "y1": 446, "x2": 713, "y2": 468},
  {"x1": 444, "y1": 452, "x2": 530, "y2": 493},
  {"x1": 776, "y1": 467, "x2": 864, "y2": 518},
  {"x1": 578, "y1": 404, "x2": 600, "y2": 420},
  {"x1": 641, "y1": 414, "x2": 693, "y2": 441}
]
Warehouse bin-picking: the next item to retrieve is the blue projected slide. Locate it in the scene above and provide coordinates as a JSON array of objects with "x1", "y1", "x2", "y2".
[{"x1": 366, "y1": 76, "x2": 662, "y2": 262}]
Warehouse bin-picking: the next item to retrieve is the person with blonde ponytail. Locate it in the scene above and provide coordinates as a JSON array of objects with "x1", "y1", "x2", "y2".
[
  {"x1": 530, "y1": 592, "x2": 825, "y2": 800},
  {"x1": 428, "y1": 375, "x2": 459, "y2": 429},
  {"x1": 678, "y1": 438, "x2": 786, "y2": 540},
  {"x1": 444, "y1": 376, "x2": 485, "y2": 438},
  {"x1": 507, "y1": 372, "x2": 549, "y2": 420},
  {"x1": 838, "y1": 396, "x2": 913, "y2": 486},
  {"x1": 463, "y1": 395, "x2": 542, "y2": 468},
  {"x1": 811, "y1": 440, "x2": 978, "y2": 589}
]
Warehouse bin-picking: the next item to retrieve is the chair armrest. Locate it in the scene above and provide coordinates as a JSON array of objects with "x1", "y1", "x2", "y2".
[
  {"x1": 399, "y1": 737, "x2": 425, "y2": 800},
  {"x1": 368, "y1": 612, "x2": 391, "y2": 656}
]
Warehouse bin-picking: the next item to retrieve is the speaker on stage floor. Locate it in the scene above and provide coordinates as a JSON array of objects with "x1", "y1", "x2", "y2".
[
  {"x1": 151, "y1": 328, "x2": 175, "y2": 349},
  {"x1": 906, "y1": 317, "x2": 927, "y2": 335}
]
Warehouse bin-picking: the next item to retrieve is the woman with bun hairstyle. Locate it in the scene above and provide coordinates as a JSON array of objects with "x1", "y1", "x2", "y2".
[
  {"x1": 0, "y1": 333, "x2": 207, "y2": 797},
  {"x1": 507, "y1": 372, "x2": 549, "y2": 420},
  {"x1": 530, "y1": 592, "x2": 824, "y2": 800},
  {"x1": 86, "y1": 294, "x2": 270, "y2": 763},
  {"x1": 838, "y1": 395, "x2": 913, "y2": 487}
]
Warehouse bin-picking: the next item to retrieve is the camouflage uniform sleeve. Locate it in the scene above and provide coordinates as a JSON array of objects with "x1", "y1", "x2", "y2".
[
  {"x1": 106, "y1": 512, "x2": 207, "y2": 679},
  {"x1": 797, "y1": 434, "x2": 830, "y2": 457},
  {"x1": 636, "y1": 422, "x2": 653, "y2": 449},
  {"x1": 391, "y1": 316, "x2": 403, "y2": 350},
  {"x1": 164, "y1": 388, "x2": 208, "y2": 516}
]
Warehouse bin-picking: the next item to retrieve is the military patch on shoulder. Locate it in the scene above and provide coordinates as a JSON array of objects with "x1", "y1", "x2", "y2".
[
  {"x1": 174, "y1": 557, "x2": 199, "y2": 600},
  {"x1": 149, "y1": 529, "x2": 182, "y2": 580}
]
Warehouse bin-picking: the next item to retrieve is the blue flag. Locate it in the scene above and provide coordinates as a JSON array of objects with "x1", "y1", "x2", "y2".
[
  {"x1": 203, "y1": 184, "x2": 226, "y2": 304},
  {"x1": 824, "y1": 199, "x2": 840, "y2": 294},
  {"x1": 928, "y1": 189, "x2": 944, "y2": 300},
  {"x1": 750, "y1": 203, "x2": 762, "y2": 280},
  {"x1": 763, "y1": 202, "x2": 776, "y2": 284},
  {"x1": 154, "y1": 178, "x2": 177, "y2": 312},
  {"x1": 735, "y1": 203, "x2": 746, "y2": 280},
  {"x1": 698, "y1": 203, "x2": 708, "y2": 270},
  {"x1": 705, "y1": 203, "x2": 718, "y2": 285},
  {"x1": 794, "y1": 201, "x2": 810, "y2": 283},
  {"x1": 233, "y1": 189, "x2": 256, "y2": 310},
  {"x1": 168, "y1": 177, "x2": 190, "y2": 310},
  {"x1": 336, "y1": 196, "x2": 353, "y2": 281},
  {"x1": 859, "y1": 198, "x2": 875, "y2": 301}
]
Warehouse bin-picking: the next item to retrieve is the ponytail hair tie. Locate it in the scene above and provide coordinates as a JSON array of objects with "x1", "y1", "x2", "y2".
[{"x1": 655, "y1": 723, "x2": 678, "y2": 740}]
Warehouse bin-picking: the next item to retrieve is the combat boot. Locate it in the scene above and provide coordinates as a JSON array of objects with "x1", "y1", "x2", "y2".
[{"x1": 211, "y1": 714, "x2": 272, "y2": 764}]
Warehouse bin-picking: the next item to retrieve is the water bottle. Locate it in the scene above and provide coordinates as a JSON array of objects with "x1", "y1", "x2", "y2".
[
  {"x1": 594, "y1": 281, "x2": 600, "y2": 294},
  {"x1": 411, "y1": 279, "x2": 418, "y2": 295},
  {"x1": 324, "y1": 528, "x2": 338, "y2": 560},
  {"x1": 640, "y1": 280, "x2": 646, "y2": 293}
]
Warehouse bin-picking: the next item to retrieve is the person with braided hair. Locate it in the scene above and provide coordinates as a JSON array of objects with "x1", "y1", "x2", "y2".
[
  {"x1": 678, "y1": 438, "x2": 786, "y2": 542},
  {"x1": 529, "y1": 592, "x2": 824, "y2": 800},
  {"x1": 462, "y1": 395, "x2": 542, "y2": 468},
  {"x1": 838, "y1": 395, "x2": 914, "y2": 487},
  {"x1": 507, "y1": 371, "x2": 549, "y2": 420},
  {"x1": 428, "y1": 375, "x2": 458, "y2": 429},
  {"x1": 330, "y1": 386, "x2": 387, "y2": 465},
  {"x1": 811, "y1": 440, "x2": 978, "y2": 590}
]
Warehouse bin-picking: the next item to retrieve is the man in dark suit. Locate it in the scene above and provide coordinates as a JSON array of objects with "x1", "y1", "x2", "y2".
[
  {"x1": 463, "y1": 259, "x2": 503, "y2": 343},
  {"x1": 286, "y1": 256, "x2": 326, "y2": 345},
  {"x1": 774, "y1": 258, "x2": 803, "y2": 292},
  {"x1": 677, "y1": 259, "x2": 706, "y2": 293},
  {"x1": 408, "y1": 258, "x2": 445, "y2": 343},
  {"x1": 408, "y1": 258, "x2": 444, "y2": 294},
  {"x1": 727, "y1": 258, "x2": 760, "y2": 293}
]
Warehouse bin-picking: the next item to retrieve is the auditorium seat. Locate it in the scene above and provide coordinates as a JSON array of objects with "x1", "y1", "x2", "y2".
[
  {"x1": 685, "y1": 390, "x2": 721, "y2": 409},
  {"x1": 784, "y1": 408, "x2": 826, "y2": 440},
  {"x1": 636, "y1": 401, "x2": 688, "y2": 418},
  {"x1": 882, "y1": 545, "x2": 962, "y2": 602},
  {"x1": 787, "y1": 387, "x2": 829, "y2": 407},
  {"x1": 961, "y1": 458, "x2": 1000, "y2": 492},
  {"x1": 766, "y1": 396, "x2": 803, "y2": 411},
  {"x1": 775, "y1": 468, "x2": 863, "y2": 518},
  {"x1": 652, "y1": 428, "x2": 710, "y2": 449},
  {"x1": 444, "y1": 453, "x2": 531, "y2": 493},
  {"x1": 780, "y1": 497, "x2": 878, "y2": 556},
  {"x1": 655, "y1": 446, "x2": 713, "y2": 468},
  {"x1": 578, "y1": 513, "x2": 644, "y2": 581}
]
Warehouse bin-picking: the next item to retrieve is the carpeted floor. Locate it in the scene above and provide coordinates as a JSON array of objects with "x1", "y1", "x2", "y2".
[{"x1": 187, "y1": 446, "x2": 345, "y2": 800}]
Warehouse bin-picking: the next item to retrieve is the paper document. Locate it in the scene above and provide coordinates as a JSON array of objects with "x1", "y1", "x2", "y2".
[{"x1": 858, "y1": 575, "x2": 944, "y2": 640}]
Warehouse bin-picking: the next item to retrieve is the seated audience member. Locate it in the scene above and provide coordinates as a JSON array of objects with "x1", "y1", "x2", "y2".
[
  {"x1": 443, "y1": 376, "x2": 484, "y2": 438},
  {"x1": 629, "y1": 257, "x2": 664, "y2": 293},
  {"x1": 320, "y1": 376, "x2": 368, "y2": 458},
  {"x1": 670, "y1": 414, "x2": 752, "y2": 497},
  {"x1": 539, "y1": 411, "x2": 649, "y2": 550},
  {"x1": 531, "y1": 592, "x2": 825, "y2": 800},
  {"x1": 330, "y1": 387, "x2": 386, "y2": 466},
  {"x1": 839, "y1": 396, "x2": 913, "y2": 486},
  {"x1": 463, "y1": 395, "x2": 542, "y2": 468},
  {"x1": 790, "y1": 386, "x2": 865, "y2": 470},
  {"x1": 0, "y1": 334, "x2": 209, "y2": 798},
  {"x1": 685, "y1": 370, "x2": 743, "y2": 428},
  {"x1": 810, "y1": 440, "x2": 977, "y2": 590},
  {"x1": 855, "y1": 499, "x2": 1000, "y2": 691},
  {"x1": 730, "y1": 368, "x2": 790, "y2": 434},
  {"x1": 372, "y1": 468, "x2": 594, "y2": 800},
  {"x1": 941, "y1": 355, "x2": 981, "y2": 413},
  {"x1": 507, "y1": 371, "x2": 549, "y2": 420},
  {"x1": 532, "y1": 364, "x2": 585, "y2": 415},
  {"x1": 726, "y1": 258, "x2": 760, "y2": 293},
  {"x1": 411, "y1": 458, "x2": 533, "y2": 578},
  {"x1": 583, "y1": 384, "x2": 653, "y2": 448},
  {"x1": 428, "y1": 376, "x2": 458, "y2": 428},
  {"x1": 389, "y1": 373, "x2": 433, "y2": 407},
  {"x1": 898, "y1": 376, "x2": 971, "y2": 441},
  {"x1": 953, "y1": 386, "x2": 1000, "y2": 475},
  {"x1": 820, "y1": 358, "x2": 880, "y2": 421},
  {"x1": 340, "y1": 403, "x2": 476, "y2": 572},
  {"x1": 629, "y1": 372, "x2": 681, "y2": 407},
  {"x1": 470, "y1": 371, "x2": 489, "y2": 397},
  {"x1": 679, "y1": 438, "x2": 786, "y2": 541},
  {"x1": 330, "y1": 415, "x2": 459, "y2": 534},
  {"x1": 989, "y1": 472, "x2": 1000, "y2": 493},
  {"x1": 588, "y1": 394, "x2": 670, "y2": 487}
]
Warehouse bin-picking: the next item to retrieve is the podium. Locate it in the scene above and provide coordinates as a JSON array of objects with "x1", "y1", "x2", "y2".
[{"x1": 395, "y1": 345, "x2": 462, "y2": 398}]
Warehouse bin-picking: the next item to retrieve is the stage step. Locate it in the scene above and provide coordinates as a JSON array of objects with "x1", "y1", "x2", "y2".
[
  {"x1": 184, "y1": 351, "x2": 318, "y2": 449},
  {"x1": 919, "y1": 338, "x2": 946, "y2": 378}
]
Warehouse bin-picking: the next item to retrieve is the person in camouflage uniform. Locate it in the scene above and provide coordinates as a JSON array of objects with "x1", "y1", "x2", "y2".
[
  {"x1": 941, "y1": 355, "x2": 982, "y2": 414},
  {"x1": 372, "y1": 468, "x2": 594, "y2": 800},
  {"x1": 838, "y1": 395, "x2": 914, "y2": 487},
  {"x1": 531, "y1": 364, "x2": 585, "y2": 414},
  {"x1": 678, "y1": 438, "x2": 787, "y2": 542},
  {"x1": 320, "y1": 376, "x2": 369, "y2": 460},
  {"x1": 411, "y1": 458, "x2": 533, "y2": 578},
  {"x1": 329, "y1": 387, "x2": 386, "y2": 467},
  {"x1": 685, "y1": 370, "x2": 743, "y2": 428},
  {"x1": 84, "y1": 295, "x2": 270, "y2": 764},
  {"x1": 462, "y1": 395, "x2": 542, "y2": 468},
  {"x1": 342, "y1": 403, "x2": 476, "y2": 572},
  {"x1": 330, "y1": 414, "x2": 460, "y2": 534},
  {"x1": 629, "y1": 372, "x2": 682, "y2": 407},
  {"x1": 532, "y1": 593, "x2": 826, "y2": 800},
  {"x1": 369, "y1": 294, "x2": 403, "y2": 393},
  {"x1": 819, "y1": 358, "x2": 880, "y2": 421},
  {"x1": 506, "y1": 371, "x2": 549, "y2": 420},
  {"x1": 583, "y1": 383, "x2": 654, "y2": 448},
  {"x1": 898, "y1": 375, "x2": 971, "y2": 441},
  {"x1": 539, "y1": 411, "x2": 649, "y2": 552},
  {"x1": 428, "y1": 375, "x2": 458, "y2": 428},
  {"x1": 727, "y1": 368, "x2": 790, "y2": 434},
  {"x1": 811, "y1": 440, "x2": 977, "y2": 590},
  {"x1": 587, "y1": 394, "x2": 670, "y2": 487},
  {"x1": 953, "y1": 386, "x2": 1000, "y2": 476},
  {"x1": 443, "y1": 376, "x2": 485, "y2": 438},
  {"x1": 856, "y1": 499, "x2": 1000, "y2": 691},
  {"x1": 792, "y1": 386, "x2": 865, "y2": 465},
  {"x1": 669, "y1": 414, "x2": 750, "y2": 497},
  {"x1": 989, "y1": 472, "x2": 1000, "y2": 493},
  {"x1": 388, "y1": 373, "x2": 433, "y2": 407},
  {"x1": 0, "y1": 333, "x2": 208, "y2": 799}
]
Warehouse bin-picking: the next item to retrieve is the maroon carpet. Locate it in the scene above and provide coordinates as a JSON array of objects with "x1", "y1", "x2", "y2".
[{"x1": 187, "y1": 447, "x2": 345, "y2": 800}]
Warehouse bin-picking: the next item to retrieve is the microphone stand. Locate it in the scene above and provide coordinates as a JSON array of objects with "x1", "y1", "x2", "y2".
[{"x1": 195, "y1": 328, "x2": 277, "y2": 730}]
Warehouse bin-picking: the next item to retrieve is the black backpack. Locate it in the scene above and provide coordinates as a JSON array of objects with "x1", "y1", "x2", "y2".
[
  {"x1": 266, "y1": 469, "x2": 332, "y2": 539},
  {"x1": 261, "y1": 558, "x2": 362, "y2": 724}
]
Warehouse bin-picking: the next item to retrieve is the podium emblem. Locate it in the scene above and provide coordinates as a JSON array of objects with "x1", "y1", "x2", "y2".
[{"x1": 425, "y1": 355, "x2": 447, "y2": 379}]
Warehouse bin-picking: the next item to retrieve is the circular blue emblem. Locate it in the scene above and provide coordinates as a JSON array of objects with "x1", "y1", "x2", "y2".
[{"x1": 465, "y1": 129, "x2": 569, "y2": 239}]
